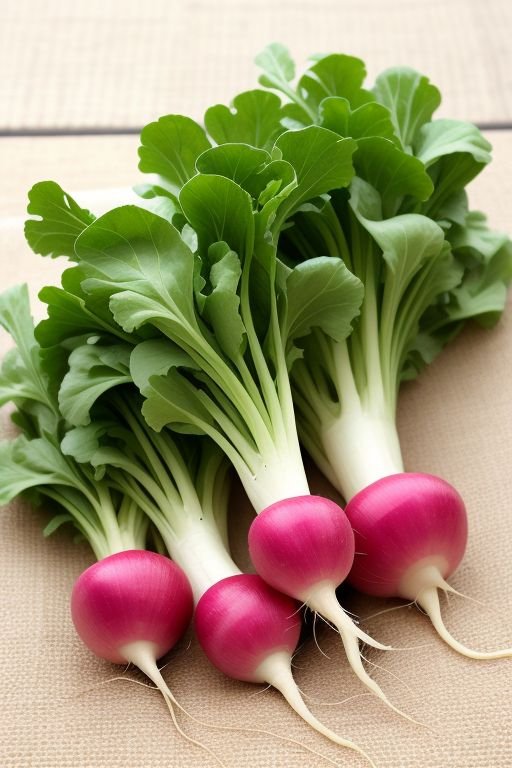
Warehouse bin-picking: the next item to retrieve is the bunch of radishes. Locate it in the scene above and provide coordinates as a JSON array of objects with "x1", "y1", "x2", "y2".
[{"x1": 2, "y1": 44, "x2": 512, "y2": 765}]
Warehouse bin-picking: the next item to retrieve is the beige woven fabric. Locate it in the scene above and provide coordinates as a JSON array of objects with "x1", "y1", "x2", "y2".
[
  {"x1": 1, "y1": 0, "x2": 512, "y2": 130},
  {"x1": 1, "y1": 130, "x2": 511, "y2": 767}
]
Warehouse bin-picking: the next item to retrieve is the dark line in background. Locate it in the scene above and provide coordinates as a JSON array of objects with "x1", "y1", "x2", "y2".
[
  {"x1": 1, "y1": 122, "x2": 512, "y2": 138},
  {"x1": 0, "y1": 127, "x2": 143, "y2": 137}
]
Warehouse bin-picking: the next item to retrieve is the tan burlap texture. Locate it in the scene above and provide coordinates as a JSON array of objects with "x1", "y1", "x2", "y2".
[{"x1": 1, "y1": 3, "x2": 512, "y2": 766}]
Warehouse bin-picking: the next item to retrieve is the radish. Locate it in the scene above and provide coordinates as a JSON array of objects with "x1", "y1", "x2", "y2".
[
  {"x1": 344, "y1": 473, "x2": 512, "y2": 659},
  {"x1": 71, "y1": 549, "x2": 193, "y2": 672},
  {"x1": 0, "y1": 284, "x2": 200, "y2": 744},
  {"x1": 24, "y1": 132, "x2": 407, "y2": 715},
  {"x1": 54, "y1": 344, "x2": 375, "y2": 763},
  {"x1": 248, "y1": 48, "x2": 512, "y2": 656}
]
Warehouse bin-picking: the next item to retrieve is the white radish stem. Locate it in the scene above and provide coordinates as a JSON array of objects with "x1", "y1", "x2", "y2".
[
  {"x1": 258, "y1": 651, "x2": 376, "y2": 768},
  {"x1": 417, "y1": 587, "x2": 512, "y2": 660}
]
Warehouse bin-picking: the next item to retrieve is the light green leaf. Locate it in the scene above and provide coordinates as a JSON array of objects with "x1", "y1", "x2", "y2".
[
  {"x1": 138, "y1": 115, "x2": 211, "y2": 196},
  {"x1": 204, "y1": 90, "x2": 285, "y2": 151},
  {"x1": 298, "y1": 54, "x2": 373, "y2": 112},
  {"x1": 372, "y1": 67, "x2": 441, "y2": 150},
  {"x1": 130, "y1": 339, "x2": 198, "y2": 392},
  {"x1": 273, "y1": 126, "x2": 356, "y2": 227},
  {"x1": 320, "y1": 97, "x2": 398, "y2": 143},
  {"x1": 199, "y1": 243, "x2": 246, "y2": 360},
  {"x1": 415, "y1": 119, "x2": 491, "y2": 168},
  {"x1": 180, "y1": 174, "x2": 254, "y2": 258},
  {"x1": 75, "y1": 206, "x2": 199, "y2": 339},
  {"x1": 281, "y1": 257, "x2": 363, "y2": 366},
  {"x1": 255, "y1": 42, "x2": 296, "y2": 90}
]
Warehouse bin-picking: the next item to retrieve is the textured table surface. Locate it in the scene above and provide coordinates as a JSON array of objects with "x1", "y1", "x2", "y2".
[{"x1": 1, "y1": 2, "x2": 512, "y2": 767}]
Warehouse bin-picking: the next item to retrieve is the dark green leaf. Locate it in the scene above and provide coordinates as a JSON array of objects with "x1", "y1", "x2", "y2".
[{"x1": 25, "y1": 181, "x2": 95, "y2": 259}]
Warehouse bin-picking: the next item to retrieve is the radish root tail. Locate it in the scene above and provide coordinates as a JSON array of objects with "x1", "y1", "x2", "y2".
[{"x1": 417, "y1": 586, "x2": 512, "y2": 660}]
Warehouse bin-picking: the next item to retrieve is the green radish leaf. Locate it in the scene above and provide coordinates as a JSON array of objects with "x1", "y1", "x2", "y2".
[
  {"x1": 354, "y1": 137, "x2": 433, "y2": 217},
  {"x1": 138, "y1": 115, "x2": 211, "y2": 196},
  {"x1": 281, "y1": 257, "x2": 363, "y2": 366},
  {"x1": 58, "y1": 342, "x2": 132, "y2": 427},
  {"x1": 372, "y1": 67, "x2": 441, "y2": 150},
  {"x1": 298, "y1": 54, "x2": 373, "y2": 112},
  {"x1": 130, "y1": 339, "x2": 199, "y2": 392},
  {"x1": 272, "y1": 127, "x2": 356, "y2": 227},
  {"x1": 204, "y1": 90, "x2": 285, "y2": 151},
  {"x1": 199, "y1": 243, "x2": 246, "y2": 361},
  {"x1": 255, "y1": 42, "x2": 296, "y2": 91},
  {"x1": 180, "y1": 174, "x2": 254, "y2": 257},
  {"x1": 25, "y1": 181, "x2": 95, "y2": 259},
  {"x1": 415, "y1": 119, "x2": 491, "y2": 168},
  {"x1": 75, "y1": 206, "x2": 199, "y2": 340},
  {"x1": 196, "y1": 144, "x2": 270, "y2": 190},
  {"x1": 43, "y1": 513, "x2": 75, "y2": 537},
  {"x1": 319, "y1": 97, "x2": 398, "y2": 143}
]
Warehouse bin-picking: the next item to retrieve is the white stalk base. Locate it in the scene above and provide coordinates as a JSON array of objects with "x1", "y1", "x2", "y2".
[{"x1": 321, "y1": 408, "x2": 403, "y2": 500}]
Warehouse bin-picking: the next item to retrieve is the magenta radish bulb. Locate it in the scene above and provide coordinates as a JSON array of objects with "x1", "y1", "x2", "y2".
[
  {"x1": 248, "y1": 496, "x2": 420, "y2": 722},
  {"x1": 248, "y1": 496, "x2": 355, "y2": 601},
  {"x1": 195, "y1": 573, "x2": 375, "y2": 764},
  {"x1": 345, "y1": 473, "x2": 512, "y2": 659},
  {"x1": 71, "y1": 550, "x2": 193, "y2": 669}
]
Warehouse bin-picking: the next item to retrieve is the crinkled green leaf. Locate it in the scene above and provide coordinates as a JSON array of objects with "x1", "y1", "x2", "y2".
[
  {"x1": 0, "y1": 437, "x2": 82, "y2": 505},
  {"x1": 281, "y1": 257, "x2": 363, "y2": 367},
  {"x1": 58, "y1": 342, "x2": 132, "y2": 426},
  {"x1": 198, "y1": 243, "x2": 246, "y2": 360},
  {"x1": 25, "y1": 181, "x2": 95, "y2": 259}
]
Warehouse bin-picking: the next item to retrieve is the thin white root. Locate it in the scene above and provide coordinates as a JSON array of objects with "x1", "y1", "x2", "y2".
[
  {"x1": 124, "y1": 645, "x2": 352, "y2": 767},
  {"x1": 126, "y1": 643, "x2": 226, "y2": 768},
  {"x1": 417, "y1": 586, "x2": 512, "y2": 660},
  {"x1": 306, "y1": 587, "x2": 425, "y2": 726},
  {"x1": 259, "y1": 651, "x2": 376, "y2": 768}
]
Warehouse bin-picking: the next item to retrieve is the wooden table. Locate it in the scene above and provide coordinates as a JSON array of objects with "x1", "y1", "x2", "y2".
[{"x1": 1, "y1": 3, "x2": 511, "y2": 766}]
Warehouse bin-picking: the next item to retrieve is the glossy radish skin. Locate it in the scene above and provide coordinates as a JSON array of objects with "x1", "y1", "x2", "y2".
[
  {"x1": 195, "y1": 573, "x2": 375, "y2": 765},
  {"x1": 248, "y1": 496, "x2": 355, "y2": 600},
  {"x1": 247, "y1": 497, "x2": 422, "y2": 723},
  {"x1": 345, "y1": 472, "x2": 512, "y2": 660},
  {"x1": 71, "y1": 550, "x2": 193, "y2": 664},
  {"x1": 345, "y1": 473, "x2": 467, "y2": 599},
  {"x1": 195, "y1": 574, "x2": 301, "y2": 682}
]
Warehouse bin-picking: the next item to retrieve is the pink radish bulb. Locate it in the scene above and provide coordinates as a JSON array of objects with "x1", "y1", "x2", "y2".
[
  {"x1": 247, "y1": 498, "x2": 417, "y2": 722},
  {"x1": 71, "y1": 550, "x2": 194, "y2": 692},
  {"x1": 195, "y1": 573, "x2": 375, "y2": 764},
  {"x1": 345, "y1": 473, "x2": 512, "y2": 659}
]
